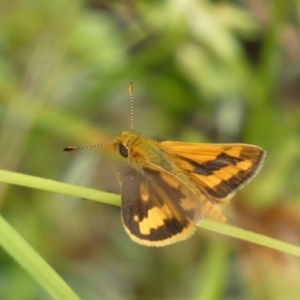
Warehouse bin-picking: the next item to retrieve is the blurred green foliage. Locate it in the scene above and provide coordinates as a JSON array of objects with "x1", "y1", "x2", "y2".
[{"x1": 0, "y1": 0, "x2": 300, "y2": 299}]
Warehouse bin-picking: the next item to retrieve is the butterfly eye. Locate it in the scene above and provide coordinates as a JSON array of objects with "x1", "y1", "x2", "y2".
[{"x1": 119, "y1": 144, "x2": 128, "y2": 158}]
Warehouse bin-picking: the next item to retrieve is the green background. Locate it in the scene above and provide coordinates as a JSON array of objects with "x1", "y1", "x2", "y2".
[{"x1": 0, "y1": 0, "x2": 300, "y2": 299}]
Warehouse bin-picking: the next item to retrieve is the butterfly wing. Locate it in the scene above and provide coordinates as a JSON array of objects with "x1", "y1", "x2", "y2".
[
  {"x1": 161, "y1": 141, "x2": 266, "y2": 207},
  {"x1": 120, "y1": 140, "x2": 265, "y2": 246},
  {"x1": 120, "y1": 162, "x2": 202, "y2": 247}
]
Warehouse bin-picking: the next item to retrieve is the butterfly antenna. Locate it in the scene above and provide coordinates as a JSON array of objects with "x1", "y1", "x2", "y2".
[
  {"x1": 64, "y1": 83, "x2": 134, "y2": 152},
  {"x1": 129, "y1": 82, "x2": 134, "y2": 130},
  {"x1": 63, "y1": 142, "x2": 115, "y2": 152}
]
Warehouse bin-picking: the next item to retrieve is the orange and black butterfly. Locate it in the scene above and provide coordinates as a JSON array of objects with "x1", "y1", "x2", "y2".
[{"x1": 65, "y1": 83, "x2": 265, "y2": 247}]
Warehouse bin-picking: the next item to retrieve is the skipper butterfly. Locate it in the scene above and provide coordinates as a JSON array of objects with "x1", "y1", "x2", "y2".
[{"x1": 64, "y1": 83, "x2": 265, "y2": 247}]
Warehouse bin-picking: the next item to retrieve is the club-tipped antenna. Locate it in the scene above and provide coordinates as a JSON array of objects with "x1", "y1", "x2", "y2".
[
  {"x1": 129, "y1": 82, "x2": 134, "y2": 130},
  {"x1": 63, "y1": 141, "x2": 115, "y2": 152}
]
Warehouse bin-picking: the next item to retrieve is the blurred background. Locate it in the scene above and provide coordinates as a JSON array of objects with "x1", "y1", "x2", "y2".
[{"x1": 0, "y1": 0, "x2": 300, "y2": 299}]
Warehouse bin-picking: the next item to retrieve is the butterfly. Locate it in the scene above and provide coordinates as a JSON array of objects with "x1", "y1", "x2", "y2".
[{"x1": 64, "y1": 83, "x2": 266, "y2": 247}]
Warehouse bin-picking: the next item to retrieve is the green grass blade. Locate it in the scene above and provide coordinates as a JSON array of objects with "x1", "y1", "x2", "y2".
[
  {"x1": 193, "y1": 240, "x2": 230, "y2": 300},
  {"x1": 0, "y1": 215, "x2": 81, "y2": 300},
  {"x1": 200, "y1": 220, "x2": 300, "y2": 257},
  {"x1": 0, "y1": 169, "x2": 119, "y2": 206},
  {"x1": 1, "y1": 169, "x2": 300, "y2": 259}
]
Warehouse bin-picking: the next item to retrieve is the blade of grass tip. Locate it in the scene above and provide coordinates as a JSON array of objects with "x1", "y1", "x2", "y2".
[
  {"x1": 0, "y1": 215, "x2": 81, "y2": 300},
  {"x1": 0, "y1": 169, "x2": 120, "y2": 206},
  {"x1": 199, "y1": 219, "x2": 300, "y2": 258}
]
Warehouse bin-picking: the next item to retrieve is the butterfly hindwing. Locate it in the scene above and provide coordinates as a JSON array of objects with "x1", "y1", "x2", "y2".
[{"x1": 120, "y1": 162, "x2": 202, "y2": 247}]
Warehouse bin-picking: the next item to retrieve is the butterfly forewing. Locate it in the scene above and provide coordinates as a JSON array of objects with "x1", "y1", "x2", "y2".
[
  {"x1": 161, "y1": 141, "x2": 265, "y2": 200},
  {"x1": 120, "y1": 162, "x2": 202, "y2": 247}
]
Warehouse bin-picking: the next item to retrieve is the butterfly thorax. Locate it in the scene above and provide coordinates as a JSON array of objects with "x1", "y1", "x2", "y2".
[{"x1": 114, "y1": 130, "x2": 174, "y2": 172}]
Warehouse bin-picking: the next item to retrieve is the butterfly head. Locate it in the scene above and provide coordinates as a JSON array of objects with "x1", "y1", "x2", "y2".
[{"x1": 114, "y1": 130, "x2": 141, "y2": 159}]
